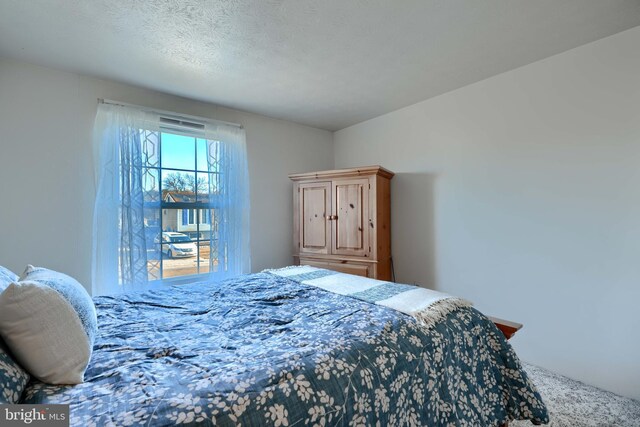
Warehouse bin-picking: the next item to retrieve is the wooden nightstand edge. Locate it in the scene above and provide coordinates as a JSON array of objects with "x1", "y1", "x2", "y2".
[{"x1": 487, "y1": 316, "x2": 523, "y2": 340}]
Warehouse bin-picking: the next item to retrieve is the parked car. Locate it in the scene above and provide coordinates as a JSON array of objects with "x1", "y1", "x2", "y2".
[{"x1": 155, "y1": 232, "x2": 197, "y2": 258}]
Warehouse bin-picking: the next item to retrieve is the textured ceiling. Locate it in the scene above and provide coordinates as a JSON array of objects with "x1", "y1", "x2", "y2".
[{"x1": 0, "y1": 1, "x2": 639, "y2": 130}]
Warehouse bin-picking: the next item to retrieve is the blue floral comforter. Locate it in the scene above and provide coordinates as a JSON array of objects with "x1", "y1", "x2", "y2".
[{"x1": 21, "y1": 272, "x2": 548, "y2": 426}]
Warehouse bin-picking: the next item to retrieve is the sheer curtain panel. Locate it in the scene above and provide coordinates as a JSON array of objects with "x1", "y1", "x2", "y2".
[
  {"x1": 204, "y1": 124, "x2": 251, "y2": 279},
  {"x1": 92, "y1": 102, "x2": 250, "y2": 295},
  {"x1": 92, "y1": 104, "x2": 159, "y2": 295}
]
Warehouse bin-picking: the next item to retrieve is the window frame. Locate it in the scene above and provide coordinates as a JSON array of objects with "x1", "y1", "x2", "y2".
[{"x1": 141, "y1": 127, "x2": 220, "y2": 285}]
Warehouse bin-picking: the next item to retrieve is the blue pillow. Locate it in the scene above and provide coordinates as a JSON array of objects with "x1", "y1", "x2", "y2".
[
  {"x1": 0, "y1": 339, "x2": 30, "y2": 403},
  {"x1": 20, "y1": 265, "x2": 98, "y2": 345},
  {"x1": 0, "y1": 265, "x2": 18, "y2": 292}
]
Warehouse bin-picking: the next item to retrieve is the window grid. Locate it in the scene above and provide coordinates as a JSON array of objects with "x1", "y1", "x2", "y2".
[{"x1": 140, "y1": 130, "x2": 219, "y2": 281}]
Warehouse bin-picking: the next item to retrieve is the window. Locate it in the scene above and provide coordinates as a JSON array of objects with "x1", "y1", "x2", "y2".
[
  {"x1": 181, "y1": 209, "x2": 211, "y2": 226},
  {"x1": 141, "y1": 130, "x2": 220, "y2": 281},
  {"x1": 92, "y1": 102, "x2": 249, "y2": 296}
]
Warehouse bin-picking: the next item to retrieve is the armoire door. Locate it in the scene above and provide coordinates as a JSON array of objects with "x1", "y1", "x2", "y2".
[
  {"x1": 331, "y1": 178, "x2": 369, "y2": 257},
  {"x1": 298, "y1": 182, "x2": 331, "y2": 254}
]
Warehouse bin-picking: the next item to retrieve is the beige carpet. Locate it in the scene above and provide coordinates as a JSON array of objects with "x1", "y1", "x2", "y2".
[{"x1": 512, "y1": 363, "x2": 640, "y2": 427}]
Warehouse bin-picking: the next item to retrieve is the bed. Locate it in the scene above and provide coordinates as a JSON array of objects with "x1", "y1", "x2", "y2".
[{"x1": 20, "y1": 267, "x2": 548, "y2": 426}]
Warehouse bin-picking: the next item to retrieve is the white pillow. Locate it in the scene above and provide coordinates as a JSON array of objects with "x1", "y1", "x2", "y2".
[{"x1": 0, "y1": 265, "x2": 97, "y2": 384}]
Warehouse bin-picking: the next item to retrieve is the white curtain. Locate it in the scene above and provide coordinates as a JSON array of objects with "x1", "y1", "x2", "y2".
[
  {"x1": 92, "y1": 103, "x2": 250, "y2": 296},
  {"x1": 204, "y1": 124, "x2": 251, "y2": 279},
  {"x1": 92, "y1": 104, "x2": 159, "y2": 295}
]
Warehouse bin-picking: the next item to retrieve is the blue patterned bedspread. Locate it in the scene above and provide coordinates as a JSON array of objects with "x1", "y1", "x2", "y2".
[{"x1": 21, "y1": 272, "x2": 548, "y2": 426}]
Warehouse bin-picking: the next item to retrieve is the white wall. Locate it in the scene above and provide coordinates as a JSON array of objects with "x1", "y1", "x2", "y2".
[
  {"x1": 0, "y1": 58, "x2": 333, "y2": 290},
  {"x1": 334, "y1": 27, "x2": 640, "y2": 400}
]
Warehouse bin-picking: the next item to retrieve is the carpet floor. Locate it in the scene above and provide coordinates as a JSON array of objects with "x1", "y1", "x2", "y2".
[{"x1": 512, "y1": 363, "x2": 640, "y2": 426}]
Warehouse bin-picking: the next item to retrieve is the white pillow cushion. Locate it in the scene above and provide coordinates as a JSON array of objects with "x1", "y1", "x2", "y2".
[{"x1": 0, "y1": 266, "x2": 97, "y2": 384}]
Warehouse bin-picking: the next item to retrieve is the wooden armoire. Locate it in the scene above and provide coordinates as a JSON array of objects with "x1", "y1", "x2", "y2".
[{"x1": 289, "y1": 165, "x2": 394, "y2": 280}]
